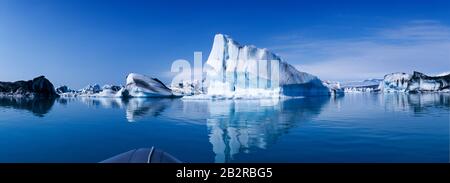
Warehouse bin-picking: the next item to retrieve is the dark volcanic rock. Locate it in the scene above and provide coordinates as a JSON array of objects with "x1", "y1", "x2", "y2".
[{"x1": 0, "y1": 76, "x2": 59, "y2": 98}]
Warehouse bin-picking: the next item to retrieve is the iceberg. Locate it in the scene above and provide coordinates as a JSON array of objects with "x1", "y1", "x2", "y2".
[
  {"x1": 123, "y1": 73, "x2": 175, "y2": 98},
  {"x1": 341, "y1": 79, "x2": 382, "y2": 93},
  {"x1": 56, "y1": 85, "x2": 75, "y2": 94},
  {"x1": 379, "y1": 72, "x2": 411, "y2": 92},
  {"x1": 56, "y1": 85, "x2": 78, "y2": 97},
  {"x1": 322, "y1": 80, "x2": 345, "y2": 95},
  {"x1": 57, "y1": 84, "x2": 124, "y2": 97},
  {"x1": 57, "y1": 73, "x2": 176, "y2": 98},
  {"x1": 79, "y1": 84, "x2": 102, "y2": 95},
  {"x1": 380, "y1": 71, "x2": 450, "y2": 93},
  {"x1": 95, "y1": 85, "x2": 124, "y2": 97},
  {"x1": 407, "y1": 71, "x2": 450, "y2": 92},
  {"x1": 170, "y1": 79, "x2": 204, "y2": 96},
  {"x1": 186, "y1": 34, "x2": 333, "y2": 99}
]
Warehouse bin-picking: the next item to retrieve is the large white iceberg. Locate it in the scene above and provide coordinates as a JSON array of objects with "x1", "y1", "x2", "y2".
[{"x1": 186, "y1": 34, "x2": 334, "y2": 99}]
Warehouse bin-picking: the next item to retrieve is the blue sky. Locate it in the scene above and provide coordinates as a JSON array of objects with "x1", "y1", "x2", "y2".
[{"x1": 0, "y1": 0, "x2": 449, "y2": 88}]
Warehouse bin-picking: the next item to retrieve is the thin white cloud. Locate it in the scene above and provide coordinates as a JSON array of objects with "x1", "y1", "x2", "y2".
[
  {"x1": 269, "y1": 20, "x2": 450, "y2": 81},
  {"x1": 376, "y1": 20, "x2": 450, "y2": 41}
]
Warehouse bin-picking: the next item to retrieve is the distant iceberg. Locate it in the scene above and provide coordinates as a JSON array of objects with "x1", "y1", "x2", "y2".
[
  {"x1": 58, "y1": 84, "x2": 124, "y2": 97},
  {"x1": 96, "y1": 84, "x2": 124, "y2": 97},
  {"x1": 57, "y1": 73, "x2": 177, "y2": 98},
  {"x1": 185, "y1": 34, "x2": 337, "y2": 99},
  {"x1": 338, "y1": 71, "x2": 450, "y2": 93},
  {"x1": 436, "y1": 71, "x2": 450, "y2": 77},
  {"x1": 56, "y1": 85, "x2": 74, "y2": 94},
  {"x1": 341, "y1": 79, "x2": 382, "y2": 93},
  {"x1": 80, "y1": 84, "x2": 102, "y2": 95},
  {"x1": 380, "y1": 71, "x2": 450, "y2": 93}
]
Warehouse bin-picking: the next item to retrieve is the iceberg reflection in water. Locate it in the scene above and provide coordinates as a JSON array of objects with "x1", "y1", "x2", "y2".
[
  {"x1": 73, "y1": 96, "x2": 333, "y2": 162},
  {"x1": 0, "y1": 93, "x2": 447, "y2": 162},
  {"x1": 199, "y1": 97, "x2": 331, "y2": 162},
  {"x1": 76, "y1": 97, "x2": 179, "y2": 122},
  {"x1": 381, "y1": 93, "x2": 450, "y2": 113}
]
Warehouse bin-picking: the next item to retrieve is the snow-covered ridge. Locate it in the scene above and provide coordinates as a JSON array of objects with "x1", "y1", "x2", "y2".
[
  {"x1": 333, "y1": 71, "x2": 450, "y2": 94},
  {"x1": 188, "y1": 34, "x2": 336, "y2": 99},
  {"x1": 436, "y1": 71, "x2": 450, "y2": 77}
]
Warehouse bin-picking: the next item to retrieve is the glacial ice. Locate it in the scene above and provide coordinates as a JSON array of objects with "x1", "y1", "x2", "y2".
[
  {"x1": 124, "y1": 73, "x2": 174, "y2": 97},
  {"x1": 95, "y1": 85, "x2": 124, "y2": 97},
  {"x1": 56, "y1": 85, "x2": 74, "y2": 94},
  {"x1": 57, "y1": 73, "x2": 176, "y2": 98},
  {"x1": 186, "y1": 34, "x2": 334, "y2": 99},
  {"x1": 341, "y1": 79, "x2": 382, "y2": 93},
  {"x1": 380, "y1": 71, "x2": 450, "y2": 93},
  {"x1": 407, "y1": 72, "x2": 450, "y2": 92},
  {"x1": 56, "y1": 84, "x2": 123, "y2": 98},
  {"x1": 80, "y1": 84, "x2": 102, "y2": 94},
  {"x1": 379, "y1": 73, "x2": 412, "y2": 92},
  {"x1": 170, "y1": 80, "x2": 204, "y2": 96},
  {"x1": 342, "y1": 72, "x2": 450, "y2": 93}
]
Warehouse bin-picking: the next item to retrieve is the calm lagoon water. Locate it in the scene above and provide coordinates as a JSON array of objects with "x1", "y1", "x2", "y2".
[{"x1": 0, "y1": 93, "x2": 448, "y2": 163}]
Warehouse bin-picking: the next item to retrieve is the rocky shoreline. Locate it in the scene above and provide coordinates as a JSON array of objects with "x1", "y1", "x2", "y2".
[{"x1": 0, "y1": 76, "x2": 59, "y2": 98}]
